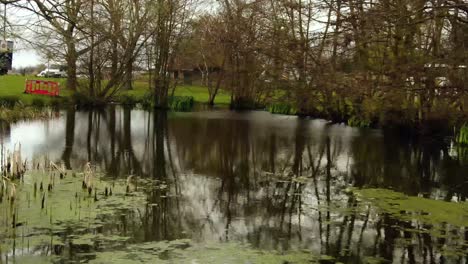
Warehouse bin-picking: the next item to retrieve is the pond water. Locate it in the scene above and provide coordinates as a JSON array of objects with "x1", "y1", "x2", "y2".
[{"x1": 0, "y1": 107, "x2": 467, "y2": 264}]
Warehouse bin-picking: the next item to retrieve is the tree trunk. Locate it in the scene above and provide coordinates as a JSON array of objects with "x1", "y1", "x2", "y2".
[
  {"x1": 66, "y1": 43, "x2": 78, "y2": 92},
  {"x1": 124, "y1": 59, "x2": 133, "y2": 90}
]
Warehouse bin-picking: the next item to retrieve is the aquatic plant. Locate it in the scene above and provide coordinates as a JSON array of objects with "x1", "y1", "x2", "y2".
[
  {"x1": 0, "y1": 105, "x2": 50, "y2": 122},
  {"x1": 267, "y1": 103, "x2": 297, "y2": 115},
  {"x1": 457, "y1": 123, "x2": 468, "y2": 145},
  {"x1": 118, "y1": 94, "x2": 139, "y2": 106},
  {"x1": 355, "y1": 188, "x2": 468, "y2": 227},
  {"x1": 90, "y1": 241, "x2": 321, "y2": 264},
  {"x1": 168, "y1": 96, "x2": 194, "y2": 112},
  {"x1": 0, "y1": 96, "x2": 20, "y2": 108},
  {"x1": 230, "y1": 97, "x2": 263, "y2": 110},
  {"x1": 72, "y1": 92, "x2": 106, "y2": 108},
  {"x1": 31, "y1": 97, "x2": 46, "y2": 108},
  {"x1": 347, "y1": 115, "x2": 371, "y2": 128}
]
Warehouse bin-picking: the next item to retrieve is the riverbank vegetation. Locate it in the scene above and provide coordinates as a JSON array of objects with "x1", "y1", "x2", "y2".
[{"x1": 1, "y1": 0, "x2": 467, "y2": 132}]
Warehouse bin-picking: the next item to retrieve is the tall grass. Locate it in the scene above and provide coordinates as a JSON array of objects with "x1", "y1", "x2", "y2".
[
  {"x1": 0, "y1": 96, "x2": 20, "y2": 108},
  {"x1": 0, "y1": 104, "x2": 50, "y2": 122}
]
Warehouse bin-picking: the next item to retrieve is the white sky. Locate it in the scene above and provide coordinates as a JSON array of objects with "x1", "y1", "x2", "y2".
[
  {"x1": 3, "y1": 3, "x2": 42, "y2": 68},
  {"x1": 3, "y1": 0, "x2": 329, "y2": 69}
]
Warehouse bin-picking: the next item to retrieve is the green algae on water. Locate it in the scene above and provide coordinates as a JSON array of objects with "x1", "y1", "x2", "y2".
[
  {"x1": 90, "y1": 241, "x2": 320, "y2": 264},
  {"x1": 354, "y1": 188, "x2": 468, "y2": 227}
]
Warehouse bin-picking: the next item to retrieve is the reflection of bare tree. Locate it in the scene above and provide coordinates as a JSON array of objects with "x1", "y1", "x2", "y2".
[
  {"x1": 61, "y1": 107, "x2": 75, "y2": 169},
  {"x1": 32, "y1": 108, "x2": 468, "y2": 263}
]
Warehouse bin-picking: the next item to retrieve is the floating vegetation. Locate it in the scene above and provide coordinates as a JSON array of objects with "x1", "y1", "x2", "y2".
[
  {"x1": 267, "y1": 103, "x2": 297, "y2": 115},
  {"x1": 0, "y1": 158, "x2": 147, "y2": 262},
  {"x1": 355, "y1": 188, "x2": 468, "y2": 227},
  {"x1": 90, "y1": 241, "x2": 320, "y2": 264}
]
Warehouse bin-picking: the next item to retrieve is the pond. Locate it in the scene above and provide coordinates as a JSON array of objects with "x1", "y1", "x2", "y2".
[{"x1": 0, "y1": 107, "x2": 467, "y2": 263}]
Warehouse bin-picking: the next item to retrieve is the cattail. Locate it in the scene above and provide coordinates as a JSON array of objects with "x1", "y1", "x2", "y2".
[
  {"x1": 9, "y1": 184, "x2": 16, "y2": 202},
  {"x1": 41, "y1": 194, "x2": 45, "y2": 209},
  {"x1": 105, "y1": 187, "x2": 108, "y2": 197},
  {"x1": 40, "y1": 182, "x2": 43, "y2": 192}
]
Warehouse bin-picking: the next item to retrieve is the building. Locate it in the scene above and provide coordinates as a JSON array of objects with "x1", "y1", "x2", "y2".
[{"x1": 0, "y1": 40, "x2": 13, "y2": 75}]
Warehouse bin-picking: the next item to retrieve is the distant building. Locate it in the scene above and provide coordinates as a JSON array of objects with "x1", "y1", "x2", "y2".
[{"x1": 0, "y1": 40, "x2": 13, "y2": 75}]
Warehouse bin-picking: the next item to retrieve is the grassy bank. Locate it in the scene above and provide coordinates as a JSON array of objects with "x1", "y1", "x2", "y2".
[{"x1": 0, "y1": 75, "x2": 231, "y2": 107}]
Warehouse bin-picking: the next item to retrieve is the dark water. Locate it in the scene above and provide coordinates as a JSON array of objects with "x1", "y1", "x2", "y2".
[{"x1": 1, "y1": 107, "x2": 467, "y2": 263}]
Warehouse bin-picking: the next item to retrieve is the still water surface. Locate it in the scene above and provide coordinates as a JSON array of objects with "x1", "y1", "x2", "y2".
[{"x1": 0, "y1": 107, "x2": 467, "y2": 263}]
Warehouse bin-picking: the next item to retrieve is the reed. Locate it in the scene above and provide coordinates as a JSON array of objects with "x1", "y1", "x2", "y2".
[
  {"x1": 457, "y1": 123, "x2": 468, "y2": 145},
  {"x1": 267, "y1": 103, "x2": 297, "y2": 115},
  {"x1": 168, "y1": 96, "x2": 194, "y2": 112}
]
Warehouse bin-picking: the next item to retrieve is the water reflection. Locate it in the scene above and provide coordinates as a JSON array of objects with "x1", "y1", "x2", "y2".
[{"x1": 1, "y1": 108, "x2": 468, "y2": 263}]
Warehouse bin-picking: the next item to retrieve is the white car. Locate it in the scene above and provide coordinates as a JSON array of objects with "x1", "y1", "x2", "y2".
[{"x1": 37, "y1": 69, "x2": 67, "y2": 78}]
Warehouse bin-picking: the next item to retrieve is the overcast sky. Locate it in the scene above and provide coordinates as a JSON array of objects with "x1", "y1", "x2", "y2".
[{"x1": 3, "y1": 3, "x2": 42, "y2": 68}]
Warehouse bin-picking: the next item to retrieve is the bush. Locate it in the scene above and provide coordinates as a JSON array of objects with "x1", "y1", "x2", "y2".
[{"x1": 0, "y1": 96, "x2": 20, "y2": 108}]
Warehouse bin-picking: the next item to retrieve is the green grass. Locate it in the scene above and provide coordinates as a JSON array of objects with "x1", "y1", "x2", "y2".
[
  {"x1": 0, "y1": 75, "x2": 71, "y2": 105},
  {"x1": 0, "y1": 75, "x2": 231, "y2": 106},
  {"x1": 127, "y1": 81, "x2": 231, "y2": 105}
]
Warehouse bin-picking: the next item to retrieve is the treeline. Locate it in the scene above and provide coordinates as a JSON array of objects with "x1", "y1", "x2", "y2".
[
  {"x1": 180, "y1": 0, "x2": 467, "y2": 129},
  {"x1": 5, "y1": 0, "x2": 468, "y2": 127}
]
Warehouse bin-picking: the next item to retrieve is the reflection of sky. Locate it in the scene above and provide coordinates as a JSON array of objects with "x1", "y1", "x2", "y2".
[
  {"x1": 3, "y1": 110, "x2": 380, "y2": 174},
  {"x1": 7, "y1": 117, "x2": 66, "y2": 160},
  {"x1": 1, "y1": 109, "x2": 465, "y2": 262}
]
